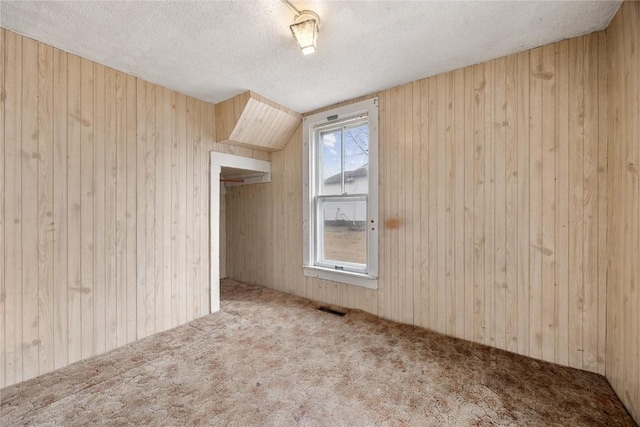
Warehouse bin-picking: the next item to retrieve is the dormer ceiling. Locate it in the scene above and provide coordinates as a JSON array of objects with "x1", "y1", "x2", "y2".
[
  {"x1": 215, "y1": 91, "x2": 301, "y2": 152},
  {"x1": 0, "y1": 1, "x2": 621, "y2": 114}
]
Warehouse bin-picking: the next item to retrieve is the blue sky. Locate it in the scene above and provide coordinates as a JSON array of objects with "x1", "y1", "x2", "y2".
[{"x1": 320, "y1": 123, "x2": 369, "y2": 180}]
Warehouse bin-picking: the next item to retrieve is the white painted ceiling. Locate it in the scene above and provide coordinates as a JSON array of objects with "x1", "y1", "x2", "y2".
[{"x1": 0, "y1": 0, "x2": 621, "y2": 114}]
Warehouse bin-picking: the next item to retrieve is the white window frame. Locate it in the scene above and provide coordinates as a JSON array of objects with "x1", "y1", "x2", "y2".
[{"x1": 303, "y1": 98, "x2": 379, "y2": 289}]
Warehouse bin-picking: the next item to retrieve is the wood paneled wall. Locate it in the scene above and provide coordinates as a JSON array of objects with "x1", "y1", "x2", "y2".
[
  {"x1": 226, "y1": 31, "x2": 609, "y2": 375},
  {"x1": 0, "y1": 29, "x2": 268, "y2": 388},
  {"x1": 606, "y1": 1, "x2": 640, "y2": 421}
]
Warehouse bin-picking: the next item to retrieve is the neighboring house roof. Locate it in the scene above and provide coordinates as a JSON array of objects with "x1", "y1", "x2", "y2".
[{"x1": 324, "y1": 165, "x2": 368, "y2": 185}]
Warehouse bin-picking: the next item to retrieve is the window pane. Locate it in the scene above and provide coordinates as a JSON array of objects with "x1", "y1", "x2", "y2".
[
  {"x1": 343, "y1": 122, "x2": 368, "y2": 195},
  {"x1": 319, "y1": 128, "x2": 342, "y2": 195},
  {"x1": 321, "y1": 199, "x2": 367, "y2": 265}
]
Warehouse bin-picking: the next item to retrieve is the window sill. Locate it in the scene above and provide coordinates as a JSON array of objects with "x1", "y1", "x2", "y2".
[{"x1": 303, "y1": 266, "x2": 378, "y2": 290}]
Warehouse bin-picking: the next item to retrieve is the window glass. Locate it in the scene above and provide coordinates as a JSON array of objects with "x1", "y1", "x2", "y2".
[
  {"x1": 319, "y1": 128, "x2": 342, "y2": 195},
  {"x1": 343, "y1": 122, "x2": 368, "y2": 195},
  {"x1": 315, "y1": 119, "x2": 369, "y2": 271},
  {"x1": 319, "y1": 198, "x2": 367, "y2": 266}
]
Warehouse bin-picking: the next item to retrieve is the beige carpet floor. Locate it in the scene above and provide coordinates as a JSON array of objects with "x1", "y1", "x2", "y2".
[{"x1": 1, "y1": 279, "x2": 636, "y2": 426}]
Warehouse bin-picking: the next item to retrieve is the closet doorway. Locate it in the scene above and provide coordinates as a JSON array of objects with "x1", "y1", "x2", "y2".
[{"x1": 209, "y1": 152, "x2": 270, "y2": 313}]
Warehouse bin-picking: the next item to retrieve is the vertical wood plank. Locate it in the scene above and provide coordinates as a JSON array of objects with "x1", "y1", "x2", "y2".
[
  {"x1": 202, "y1": 101, "x2": 213, "y2": 313},
  {"x1": 418, "y1": 79, "x2": 430, "y2": 329},
  {"x1": 596, "y1": 31, "x2": 607, "y2": 376},
  {"x1": 436, "y1": 74, "x2": 447, "y2": 334},
  {"x1": 185, "y1": 97, "x2": 195, "y2": 321},
  {"x1": 67, "y1": 54, "x2": 82, "y2": 364},
  {"x1": 171, "y1": 91, "x2": 180, "y2": 327},
  {"x1": 453, "y1": 69, "x2": 465, "y2": 338},
  {"x1": 395, "y1": 84, "x2": 406, "y2": 323},
  {"x1": 402, "y1": 84, "x2": 414, "y2": 325},
  {"x1": 114, "y1": 71, "x2": 127, "y2": 347},
  {"x1": 494, "y1": 57, "x2": 507, "y2": 350},
  {"x1": 154, "y1": 81, "x2": 164, "y2": 332},
  {"x1": 411, "y1": 81, "x2": 422, "y2": 326},
  {"x1": 163, "y1": 87, "x2": 173, "y2": 327},
  {"x1": 378, "y1": 89, "x2": 389, "y2": 319},
  {"x1": 516, "y1": 50, "x2": 531, "y2": 356},
  {"x1": 53, "y1": 49, "x2": 69, "y2": 369},
  {"x1": 541, "y1": 43, "x2": 557, "y2": 363},
  {"x1": 427, "y1": 78, "x2": 438, "y2": 330},
  {"x1": 145, "y1": 80, "x2": 156, "y2": 334},
  {"x1": 484, "y1": 59, "x2": 496, "y2": 348},
  {"x1": 21, "y1": 35, "x2": 40, "y2": 380},
  {"x1": 529, "y1": 47, "x2": 544, "y2": 360},
  {"x1": 385, "y1": 87, "x2": 396, "y2": 320},
  {"x1": 568, "y1": 36, "x2": 585, "y2": 369},
  {"x1": 463, "y1": 67, "x2": 475, "y2": 341},
  {"x1": 80, "y1": 58, "x2": 95, "y2": 359},
  {"x1": 104, "y1": 67, "x2": 117, "y2": 351},
  {"x1": 555, "y1": 40, "x2": 570, "y2": 367},
  {"x1": 473, "y1": 63, "x2": 486, "y2": 344},
  {"x1": 271, "y1": 144, "x2": 283, "y2": 290},
  {"x1": 37, "y1": 41, "x2": 55, "y2": 375},
  {"x1": 206, "y1": 102, "x2": 216, "y2": 312},
  {"x1": 445, "y1": 73, "x2": 455, "y2": 335},
  {"x1": 631, "y1": 4, "x2": 638, "y2": 410},
  {"x1": 177, "y1": 92, "x2": 187, "y2": 324},
  {"x1": 135, "y1": 79, "x2": 147, "y2": 339},
  {"x1": 192, "y1": 100, "x2": 203, "y2": 318},
  {"x1": 94, "y1": 63, "x2": 106, "y2": 355},
  {"x1": 388, "y1": 87, "x2": 399, "y2": 321},
  {"x1": 4, "y1": 30, "x2": 23, "y2": 385},
  {"x1": 505, "y1": 54, "x2": 519, "y2": 353},
  {"x1": 582, "y1": 33, "x2": 599, "y2": 372},
  {"x1": 125, "y1": 74, "x2": 137, "y2": 343},
  {"x1": 0, "y1": 29, "x2": 5, "y2": 387}
]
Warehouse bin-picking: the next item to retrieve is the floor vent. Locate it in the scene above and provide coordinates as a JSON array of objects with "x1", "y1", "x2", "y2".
[{"x1": 318, "y1": 306, "x2": 347, "y2": 317}]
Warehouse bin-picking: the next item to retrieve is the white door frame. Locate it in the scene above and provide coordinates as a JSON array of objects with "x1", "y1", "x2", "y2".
[{"x1": 210, "y1": 152, "x2": 271, "y2": 313}]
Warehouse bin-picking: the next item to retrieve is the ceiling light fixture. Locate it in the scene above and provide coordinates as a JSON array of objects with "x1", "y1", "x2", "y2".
[{"x1": 281, "y1": 0, "x2": 320, "y2": 55}]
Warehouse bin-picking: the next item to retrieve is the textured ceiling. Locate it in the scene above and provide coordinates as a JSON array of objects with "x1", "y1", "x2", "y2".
[{"x1": 0, "y1": 0, "x2": 621, "y2": 114}]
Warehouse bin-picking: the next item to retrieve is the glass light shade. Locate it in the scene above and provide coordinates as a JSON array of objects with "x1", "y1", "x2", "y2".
[
  {"x1": 290, "y1": 19, "x2": 318, "y2": 55},
  {"x1": 301, "y1": 45, "x2": 316, "y2": 55}
]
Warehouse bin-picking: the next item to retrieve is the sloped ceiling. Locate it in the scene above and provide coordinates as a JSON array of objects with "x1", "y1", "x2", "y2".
[{"x1": 0, "y1": 0, "x2": 621, "y2": 113}]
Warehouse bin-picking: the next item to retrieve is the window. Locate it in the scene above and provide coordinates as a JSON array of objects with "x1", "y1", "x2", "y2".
[{"x1": 303, "y1": 98, "x2": 378, "y2": 289}]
